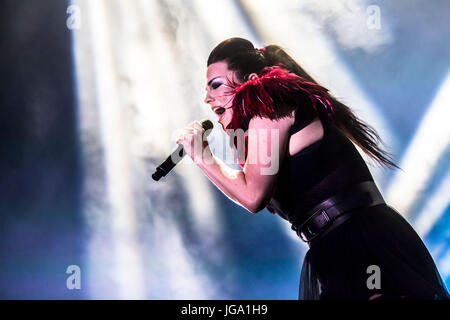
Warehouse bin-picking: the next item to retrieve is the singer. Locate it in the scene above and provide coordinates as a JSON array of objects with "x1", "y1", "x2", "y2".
[{"x1": 175, "y1": 38, "x2": 449, "y2": 300}]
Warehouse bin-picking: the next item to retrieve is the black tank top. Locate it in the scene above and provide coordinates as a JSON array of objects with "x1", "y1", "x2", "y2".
[{"x1": 269, "y1": 105, "x2": 374, "y2": 223}]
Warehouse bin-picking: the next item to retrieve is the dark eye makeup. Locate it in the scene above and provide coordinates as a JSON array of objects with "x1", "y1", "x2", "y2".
[{"x1": 211, "y1": 81, "x2": 222, "y2": 89}]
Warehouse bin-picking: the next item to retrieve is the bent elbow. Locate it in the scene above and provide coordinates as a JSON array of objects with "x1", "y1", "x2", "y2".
[
  {"x1": 248, "y1": 206, "x2": 261, "y2": 214},
  {"x1": 244, "y1": 185, "x2": 273, "y2": 214},
  {"x1": 247, "y1": 198, "x2": 270, "y2": 214},
  {"x1": 246, "y1": 200, "x2": 261, "y2": 214}
]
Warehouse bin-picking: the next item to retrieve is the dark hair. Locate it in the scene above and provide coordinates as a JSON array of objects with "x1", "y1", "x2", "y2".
[{"x1": 207, "y1": 37, "x2": 398, "y2": 169}]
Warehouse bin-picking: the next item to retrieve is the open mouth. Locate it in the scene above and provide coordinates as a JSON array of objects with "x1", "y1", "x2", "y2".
[{"x1": 213, "y1": 107, "x2": 226, "y2": 116}]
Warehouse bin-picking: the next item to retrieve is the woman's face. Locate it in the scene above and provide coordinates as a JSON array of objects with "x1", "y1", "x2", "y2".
[{"x1": 204, "y1": 61, "x2": 240, "y2": 134}]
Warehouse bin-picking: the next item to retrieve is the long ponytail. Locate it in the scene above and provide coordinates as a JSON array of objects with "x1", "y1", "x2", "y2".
[{"x1": 263, "y1": 45, "x2": 399, "y2": 169}]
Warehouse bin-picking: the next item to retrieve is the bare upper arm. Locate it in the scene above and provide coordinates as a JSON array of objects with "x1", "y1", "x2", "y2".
[{"x1": 243, "y1": 114, "x2": 293, "y2": 213}]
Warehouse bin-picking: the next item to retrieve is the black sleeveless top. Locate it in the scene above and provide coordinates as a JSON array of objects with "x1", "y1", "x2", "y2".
[
  {"x1": 266, "y1": 106, "x2": 450, "y2": 301},
  {"x1": 269, "y1": 105, "x2": 374, "y2": 224}
]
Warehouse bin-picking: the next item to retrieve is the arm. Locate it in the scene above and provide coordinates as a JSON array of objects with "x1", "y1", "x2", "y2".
[
  {"x1": 197, "y1": 154, "x2": 253, "y2": 211},
  {"x1": 189, "y1": 115, "x2": 292, "y2": 213}
]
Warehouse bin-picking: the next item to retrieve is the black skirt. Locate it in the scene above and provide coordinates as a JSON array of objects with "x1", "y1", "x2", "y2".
[{"x1": 298, "y1": 203, "x2": 450, "y2": 300}]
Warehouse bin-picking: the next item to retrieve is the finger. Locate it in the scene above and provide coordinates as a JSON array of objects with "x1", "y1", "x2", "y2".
[
  {"x1": 177, "y1": 131, "x2": 189, "y2": 141},
  {"x1": 192, "y1": 122, "x2": 203, "y2": 130},
  {"x1": 183, "y1": 128, "x2": 194, "y2": 136},
  {"x1": 192, "y1": 127, "x2": 201, "y2": 135}
]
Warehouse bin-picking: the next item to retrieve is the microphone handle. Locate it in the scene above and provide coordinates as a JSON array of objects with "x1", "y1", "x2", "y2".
[
  {"x1": 152, "y1": 119, "x2": 213, "y2": 181},
  {"x1": 152, "y1": 144, "x2": 185, "y2": 181}
]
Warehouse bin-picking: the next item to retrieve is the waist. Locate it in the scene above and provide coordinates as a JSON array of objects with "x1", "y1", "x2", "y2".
[{"x1": 290, "y1": 181, "x2": 385, "y2": 247}]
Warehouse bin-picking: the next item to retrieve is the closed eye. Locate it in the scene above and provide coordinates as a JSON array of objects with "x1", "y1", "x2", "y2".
[{"x1": 211, "y1": 81, "x2": 222, "y2": 89}]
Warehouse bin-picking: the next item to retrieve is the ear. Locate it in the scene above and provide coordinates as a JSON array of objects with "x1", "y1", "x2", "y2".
[{"x1": 248, "y1": 73, "x2": 258, "y2": 81}]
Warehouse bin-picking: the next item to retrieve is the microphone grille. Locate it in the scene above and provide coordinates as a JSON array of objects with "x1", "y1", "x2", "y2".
[{"x1": 200, "y1": 119, "x2": 214, "y2": 131}]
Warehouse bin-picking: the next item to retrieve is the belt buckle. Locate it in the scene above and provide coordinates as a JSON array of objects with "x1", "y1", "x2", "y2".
[{"x1": 299, "y1": 209, "x2": 332, "y2": 243}]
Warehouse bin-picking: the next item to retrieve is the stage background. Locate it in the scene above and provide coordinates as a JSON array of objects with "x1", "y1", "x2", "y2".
[{"x1": 0, "y1": 0, "x2": 449, "y2": 299}]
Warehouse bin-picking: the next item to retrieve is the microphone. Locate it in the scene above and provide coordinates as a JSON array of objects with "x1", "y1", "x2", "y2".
[{"x1": 152, "y1": 119, "x2": 214, "y2": 181}]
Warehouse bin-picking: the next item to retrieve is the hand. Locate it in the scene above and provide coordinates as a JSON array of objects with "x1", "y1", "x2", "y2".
[{"x1": 176, "y1": 121, "x2": 212, "y2": 165}]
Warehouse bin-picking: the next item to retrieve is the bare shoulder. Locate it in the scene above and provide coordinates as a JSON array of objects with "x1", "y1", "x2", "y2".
[
  {"x1": 288, "y1": 117, "x2": 324, "y2": 156},
  {"x1": 247, "y1": 111, "x2": 324, "y2": 157}
]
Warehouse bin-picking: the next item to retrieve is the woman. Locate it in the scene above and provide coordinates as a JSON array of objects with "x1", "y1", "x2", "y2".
[{"x1": 176, "y1": 38, "x2": 449, "y2": 300}]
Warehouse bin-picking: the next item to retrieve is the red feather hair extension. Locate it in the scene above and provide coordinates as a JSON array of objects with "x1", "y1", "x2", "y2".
[{"x1": 224, "y1": 66, "x2": 335, "y2": 168}]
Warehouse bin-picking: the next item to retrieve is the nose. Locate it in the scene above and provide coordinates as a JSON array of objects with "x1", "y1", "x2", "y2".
[{"x1": 204, "y1": 91, "x2": 214, "y2": 104}]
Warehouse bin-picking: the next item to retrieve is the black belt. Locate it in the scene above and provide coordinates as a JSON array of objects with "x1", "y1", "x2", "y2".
[{"x1": 291, "y1": 181, "x2": 385, "y2": 246}]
